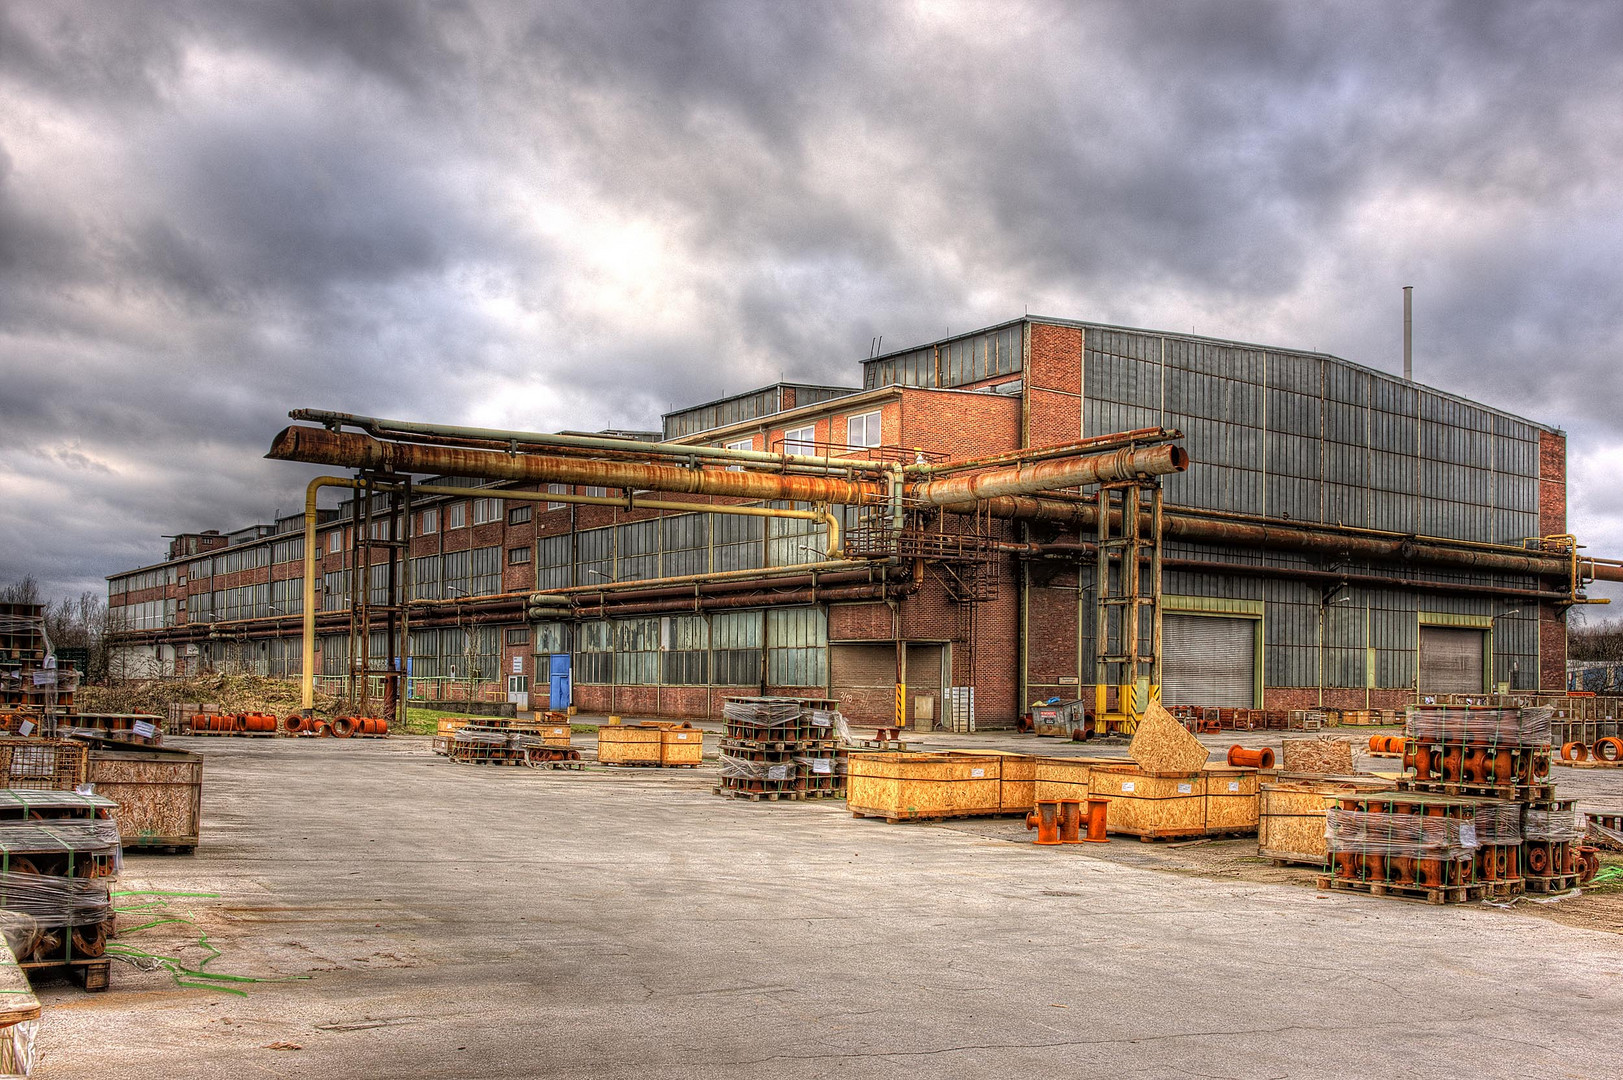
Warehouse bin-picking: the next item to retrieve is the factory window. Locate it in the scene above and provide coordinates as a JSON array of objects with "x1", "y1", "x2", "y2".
[
  {"x1": 535, "y1": 535, "x2": 571, "y2": 591},
  {"x1": 846, "y1": 410, "x2": 882, "y2": 449},
  {"x1": 508, "y1": 546, "x2": 532, "y2": 565},
  {"x1": 472, "y1": 497, "x2": 501, "y2": 526},
  {"x1": 582, "y1": 486, "x2": 609, "y2": 498},
  {"x1": 442, "y1": 550, "x2": 470, "y2": 597},
  {"x1": 711, "y1": 611, "x2": 763, "y2": 686},
  {"x1": 545, "y1": 483, "x2": 570, "y2": 511},
  {"x1": 784, "y1": 425, "x2": 816, "y2": 455},
  {"x1": 767, "y1": 607, "x2": 827, "y2": 686},
  {"x1": 420, "y1": 508, "x2": 438, "y2": 534},
  {"x1": 508, "y1": 504, "x2": 532, "y2": 525},
  {"x1": 446, "y1": 503, "x2": 466, "y2": 530},
  {"x1": 410, "y1": 555, "x2": 442, "y2": 601},
  {"x1": 662, "y1": 615, "x2": 709, "y2": 684},
  {"x1": 506, "y1": 627, "x2": 530, "y2": 646},
  {"x1": 328, "y1": 531, "x2": 342, "y2": 554},
  {"x1": 576, "y1": 620, "x2": 614, "y2": 684},
  {"x1": 271, "y1": 537, "x2": 303, "y2": 565},
  {"x1": 614, "y1": 619, "x2": 661, "y2": 684},
  {"x1": 726, "y1": 438, "x2": 753, "y2": 452},
  {"x1": 470, "y1": 547, "x2": 502, "y2": 595}
]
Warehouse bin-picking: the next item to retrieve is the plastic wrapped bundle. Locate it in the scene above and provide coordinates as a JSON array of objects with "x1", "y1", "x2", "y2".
[
  {"x1": 717, "y1": 754, "x2": 796, "y2": 782},
  {"x1": 453, "y1": 728, "x2": 507, "y2": 745},
  {"x1": 1325, "y1": 809, "x2": 1479, "y2": 861},
  {"x1": 1523, "y1": 806, "x2": 1583, "y2": 842},
  {"x1": 1405, "y1": 706, "x2": 1553, "y2": 747},
  {"x1": 1472, "y1": 802, "x2": 1522, "y2": 845},
  {"x1": 0, "y1": 871, "x2": 112, "y2": 929},
  {"x1": 508, "y1": 732, "x2": 543, "y2": 750},
  {"x1": 722, "y1": 699, "x2": 802, "y2": 727},
  {"x1": 0, "y1": 819, "x2": 122, "y2": 875},
  {"x1": 792, "y1": 756, "x2": 838, "y2": 777}
]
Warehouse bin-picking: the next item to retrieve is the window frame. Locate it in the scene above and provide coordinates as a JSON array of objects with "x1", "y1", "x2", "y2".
[
  {"x1": 847, "y1": 410, "x2": 882, "y2": 449},
  {"x1": 783, "y1": 425, "x2": 817, "y2": 456}
]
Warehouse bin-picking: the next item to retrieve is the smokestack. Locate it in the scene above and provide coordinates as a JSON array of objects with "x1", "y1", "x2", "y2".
[{"x1": 1403, "y1": 285, "x2": 1413, "y2": 381}]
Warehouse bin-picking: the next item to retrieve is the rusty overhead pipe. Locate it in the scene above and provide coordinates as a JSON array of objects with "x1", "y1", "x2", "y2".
[
  {"x1": 958, "y1": 493, "x2": 1617, "y2": 584},
  {"x1": 266, "y1": 425, "x2": 1189, "y2": 506}
]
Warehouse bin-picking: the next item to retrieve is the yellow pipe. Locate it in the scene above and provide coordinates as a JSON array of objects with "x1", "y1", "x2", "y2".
[{"x1": 303, "y1": 476, "x2": 360, "y2": 714}]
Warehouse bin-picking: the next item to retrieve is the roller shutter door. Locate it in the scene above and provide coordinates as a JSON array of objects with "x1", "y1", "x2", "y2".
[
  {"x1": 1419, "y1": 627, "x2": 1485, "y2": 694},
  {"x1": 829, "y1": 643, "x2": 898, "y2": 726},
  {"x1": 1163, "y1": 615, "x2": 1256, "y2": 708}
]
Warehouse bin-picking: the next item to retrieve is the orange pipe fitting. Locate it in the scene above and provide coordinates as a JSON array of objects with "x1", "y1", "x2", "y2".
[
  {"x1": 1226, "y1": 746, "x2": 1274, "y2": 769},
  {"x1": 1367, "y1": 735, "x2": 1384, "y2": 753},
  {"x1": 1440, "y1": 746, "x2": 1463, "y2": 781},
  {"x1": 332, "y1": 717, "x2": 356, "y2": 739},
  {"x1": 1082, "y1": 797, "x2": 1110, "y2": 842},
  {"x1": 1527, "y1": 845, "x2": 1550, "y2": 876},
  {"x1": 1056, "y1": 799, "x2": 1083, "y2": 844},
  {"x1": 313, "y1": 720, "x2": 333, "y2": 737},
  {"x1": 1392, "y1": 854, "x2": 1415, "y2": 886},
  {"x1": 284, "y1": 714, "x2": 306, "y2": 735},
  {"x1": 1403, "y1": 743, "x2": 1431, "y2": 780},
  {"x1": 1561, "y1": 741, "x2": 1587, "y2": 762},
  {"x1": 1026, "y1": 800, "x2": 1062, "y2": 846},
  {"x1": 1463, "y1": 747, "x2": 1488, "y2": 783},
  {"x1": 1578, "y1": 846, "x2": 1600, "y2": 883},
  {"x1": 1596, "y1": 737, "x2": 1623, "y2": 763}
]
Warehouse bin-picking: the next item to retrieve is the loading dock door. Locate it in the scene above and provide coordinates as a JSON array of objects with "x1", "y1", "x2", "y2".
[
  {"x1": 829, "y1": 643, "x2": 898, "y2": 727},
  {"x1": 1162, "y1": 615, "x2": 1256, "y2": 708},
  {"x1": 1419, "y1": 627, "x2": 1486, "y2": 694}
]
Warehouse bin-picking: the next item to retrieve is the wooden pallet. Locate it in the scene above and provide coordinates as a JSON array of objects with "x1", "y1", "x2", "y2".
[
  {"x1": 714, "y1": 786, "x2": 805, "y2": 802},
  {"x1": 600, "y1": 761, "x2": 698, "y2": 769},
  {"x1": 1367, "y1": 750, "x2": 1403, "y2": 759},
  {"x1": 1553, "y1": 758, "x2": 1623, "y2": 769},
  {"x1": 1397, "y1": 779, "x2": 1556, "y2": 801},
  {"x1": 21, "y1": 957, "x2": 110, "y2": 992},
  {"x1": 1523, "y1": 872, "x2": 1582, "y2": 894},
  {"x1": 1128, "y1": 827, "x2": 1258, "y2": 842},
  {"x1": 1315, "y1": 876, "x2": 1485, "y2": 905},
  {"x1": 722, "y1": 737, "x2": 842, "y2": 753},
  {"x1": 849, "y1": 808, "x2": 1025, "y2": 825}
]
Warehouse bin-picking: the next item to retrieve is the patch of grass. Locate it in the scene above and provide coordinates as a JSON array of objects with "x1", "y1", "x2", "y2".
[{"x1": 403, "y1": 707, "x2": 499, "y2": 736}]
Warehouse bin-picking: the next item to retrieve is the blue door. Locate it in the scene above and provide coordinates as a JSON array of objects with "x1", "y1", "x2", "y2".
[{"x1": 548, "y1": 654, "x2": 573, "y2": 709}]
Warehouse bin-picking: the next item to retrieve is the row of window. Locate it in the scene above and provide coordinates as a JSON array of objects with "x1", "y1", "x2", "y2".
[
  {"x1": 110, "y1": 566, "x2": 174, "y2": 596},
  {"x1": 539, "y1": 608, "x2": 827, "y2": 687},
  {"x1": 748, "y1": 409, "x2": 882, "y2": 456}
]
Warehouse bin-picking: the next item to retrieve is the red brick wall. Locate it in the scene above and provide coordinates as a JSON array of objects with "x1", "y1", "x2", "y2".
[
  {"x1": 898, "y1": 389, "x2": 1021, "y2": 460},
  {"x1": 829, "y1": 602, "x2": 894, "y2": 641},
  {"x1": 1027, "y1": 570, "x2": 1081, "y2": 703},
  {"x1": 1539, "y1": 606, "x2": 1567, "y2": 691},
  {"x1": 1538, "y1": 430, "x2": 1566, "y2": 536},
  {"x1": 1026, "y1": 322, "x2": 1083, "y2": 449},
  {"x1": 1264, "y1": 687, "x2": 1414, "y2": 711}
]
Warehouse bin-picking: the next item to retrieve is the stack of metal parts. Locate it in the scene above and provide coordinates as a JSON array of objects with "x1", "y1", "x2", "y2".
[
  {"x1": 0, "y1": 790, "x2": 121, "y2": 992},
  {"x1": 438, "y1": 719, "x2": 582, "y2": 769},
  {"x1": 1321, "y1": 706, "x2": 1598, "y2": 903},
  {"x1": 715, "y1": 696, "x2": 847, "y2": 802}
]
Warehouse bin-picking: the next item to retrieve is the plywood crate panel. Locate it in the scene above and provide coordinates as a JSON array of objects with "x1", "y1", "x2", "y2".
[
  {"x1": 1089, "y1": 765, "x2": 1207, "y2": 839},
  {"x1": 1033, "y1": 757, "x2": 1115, "y2": 802},
  {"x1": 1258, "y1": 778, "x2": 1393, "y2": 865},
  {"x1": 659, "y1": 728, "x2": 703, "y2": 765},
  {"x1": 847, "y1": 753, "x2": 1004, "y2": 821},
  {"x1": 597, "y1": 725, "x2": 663, "y2": 764},
  {"x1": 1201, "y1": 766, "x2": 1260, "y2": 833},
  {"x1": 943, "y1": 750, "x2": 1036, "y2": 812},
  {"x1": 87, "y1": 748, "x2": 203, "y2": 850}
]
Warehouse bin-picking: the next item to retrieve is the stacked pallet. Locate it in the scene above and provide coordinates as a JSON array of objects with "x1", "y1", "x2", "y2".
[
  {"x1": 716, "y1": 697, "x2": 846, "y2": 802},
  {"x1": 0, "y1": 791, "x2": 121, "y2": 992},
  {"x1": 1318, "y1": 704, "x2": 1594, "y2": 903},
  {"x1": 443, "y1": 719, "x2": 583, "y2": 769}
]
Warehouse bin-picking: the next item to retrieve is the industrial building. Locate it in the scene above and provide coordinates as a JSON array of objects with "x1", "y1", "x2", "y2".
[{"x1": 105, "y1": 316, "x2": 1614, "y2": 726}]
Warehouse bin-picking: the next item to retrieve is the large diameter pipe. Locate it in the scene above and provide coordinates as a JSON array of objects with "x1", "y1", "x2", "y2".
[
  {"x1": 556, "y1": 583, "x2": 902, "y2": 619},
  {"x1": 909, "y1": 445, "x2": 1187, "y2": 505},
  {"x1": 956, "y1": 494, "x2": 1584, "y2": 581},
  {"x1": 269, "y1": 426, "x2": 881, "y2": 505}
]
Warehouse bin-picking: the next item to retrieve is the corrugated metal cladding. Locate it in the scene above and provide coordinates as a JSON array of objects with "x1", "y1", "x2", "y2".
[
  {"x1": 1163, "y1": 615, "x2": 1256, "y2": 707},
  {"x1": 661, "y1": 384, "x2": 860, "y2": 439},
  {"x1": 1082, "y1": 328, "x2": 1543, "y2": 547},
  {"x1": 1155, "y1": 568, "x2": 1539, "y2": 691}
]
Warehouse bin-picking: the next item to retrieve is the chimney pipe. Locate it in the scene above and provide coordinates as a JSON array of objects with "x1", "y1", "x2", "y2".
[{"x1": 1403, "y1": 285, "x2": 1413, "y2": 381}]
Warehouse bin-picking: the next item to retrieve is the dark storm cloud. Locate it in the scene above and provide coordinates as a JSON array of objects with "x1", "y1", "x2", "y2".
[{"x1": 1, "y1": 0, "x2": 1621, "y2": 601}]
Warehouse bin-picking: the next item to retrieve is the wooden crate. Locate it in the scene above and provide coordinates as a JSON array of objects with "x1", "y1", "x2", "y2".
[
  {"x1": 943, "y1": 750, "x2": 1036, "y2": 812},
  {"x1": 86, "y1": 747, "x2": 203, "y2": 852},
  {"x1": 597, "y1": 725, "x2": 663, "y2": 765},
  {"x1": 1033, "y1": 756, "x2": 1116, "y2": 802},
  {"x1": 1203, "y1": 765, "x2": 1260, "y2": 832},
  {"x1": 538, "y1": 723, "x2": 573, "y2": 748},
  {"x1": 1258, "y1": 778, "x2": 1393, "y2": 866},
  {"x1": 847, "y1": 753, "x2": 1004, "y2": 822},
  {"x1": 659, "y1": 727, "x2": 703, "y2": 766},
  {"x1": 1088, "y1": 764, "x2": 1207, "y2": 839}
]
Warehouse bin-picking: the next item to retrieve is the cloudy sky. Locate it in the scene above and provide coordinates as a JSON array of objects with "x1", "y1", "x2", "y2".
[{"x1": 2, "y1": 1, "x2": 1621, "y2": 606}]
